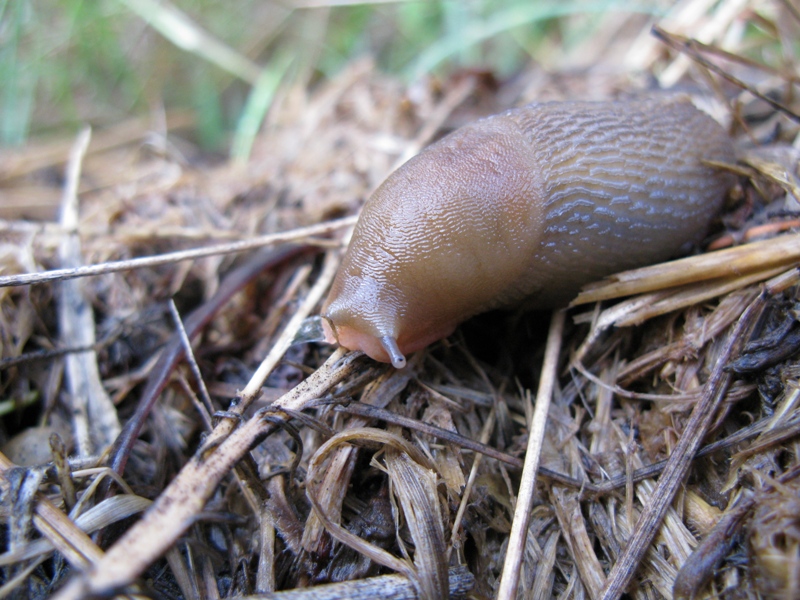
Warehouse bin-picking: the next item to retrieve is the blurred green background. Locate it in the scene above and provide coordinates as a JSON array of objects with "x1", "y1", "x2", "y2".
[{"x1": 0, "y1": 0, "x2": 668, "y2": 152}]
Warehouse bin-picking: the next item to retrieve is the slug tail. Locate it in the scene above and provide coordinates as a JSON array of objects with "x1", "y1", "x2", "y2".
[{"x1": 380, "y1": 336, "x2": 407, "y2": 369}]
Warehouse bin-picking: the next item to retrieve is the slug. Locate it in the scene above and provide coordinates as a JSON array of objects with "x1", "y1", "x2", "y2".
[{"x1": 321, "y1": 97, "x2": 736, "y2": 368}]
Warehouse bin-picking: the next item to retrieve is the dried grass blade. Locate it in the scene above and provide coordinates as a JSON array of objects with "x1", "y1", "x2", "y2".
[
  {"x1": 307, "y1": 428, "x2": 430, "y2": 578},
  {"x1": 530, "y1": 530, "x2": 559, "y2": 600},
  {"x1": 120, "y1": 0, "x2": 262, "y2": 84},
  {"x1": 0, "y1": 112, "x2": 194, "y2": 182},
  {"x1": 552, "y1": 487, "x2": 605, "y2": 597},
  {"x1": 302, "y1": 368, "x2": 413, "y2": 552},
  {"x1": 612, "y1": 265, "x2": 787, "y2": 328},
  {"x1": 385, "y1": 449, "x2": 449, "y2": 600}
]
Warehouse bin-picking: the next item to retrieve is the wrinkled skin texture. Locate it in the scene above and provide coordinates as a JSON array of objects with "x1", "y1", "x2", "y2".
[{"x1": 322, "y1": 98, "x2": 737, "y2": 367}]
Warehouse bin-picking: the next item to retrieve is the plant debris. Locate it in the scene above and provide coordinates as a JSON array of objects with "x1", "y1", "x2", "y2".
[{"x1": 1, "y1": 3, "x2": 800, "y2": 600}]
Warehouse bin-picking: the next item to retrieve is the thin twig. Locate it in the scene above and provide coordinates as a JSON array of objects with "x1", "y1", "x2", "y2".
[
  {"x1": 168, "y1": 299, "x2": 215, "y2": 430},
  {"x1": 58, "y1": 127, "x2": 94, "y2": 457},
  {"x1": 448, "y1": 405, "x2": 496, "y2": 563},
  {"x1": 652, "y1": 25, "x2": 800, "y2": 123},
  {"x1": 497, "y1": 308, "x2": 566, "y2": 600},
  {"x1": 0, "y1": 216, "x2": 356, "y2": 289}
]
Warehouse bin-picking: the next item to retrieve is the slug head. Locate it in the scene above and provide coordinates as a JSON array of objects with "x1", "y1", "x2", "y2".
[
  {"x1": 321, "y1": 114, "x2": 543, "y2": 368},
  {"x1": 320, "y1": 271, "x2": 457, "y2": 368}
]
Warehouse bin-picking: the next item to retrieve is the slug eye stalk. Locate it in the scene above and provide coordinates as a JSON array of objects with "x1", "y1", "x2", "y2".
[{"x1": 380, "y1": 336, "x2": 406, "y2": 369}]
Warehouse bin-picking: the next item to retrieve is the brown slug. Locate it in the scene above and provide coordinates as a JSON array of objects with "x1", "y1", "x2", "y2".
[{"x1": 321, "y1": 97, "x2": 736, "y2": 368}]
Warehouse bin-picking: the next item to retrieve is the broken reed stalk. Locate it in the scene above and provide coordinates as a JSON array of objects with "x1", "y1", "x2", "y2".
[{"x1": 572, "y1": 233, "x2": 800, "y2": 306}]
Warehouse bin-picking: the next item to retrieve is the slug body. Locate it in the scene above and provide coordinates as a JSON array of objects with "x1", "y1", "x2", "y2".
[{"x1": 322, "y1": 98, "x2": 736, "y2": 367}]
